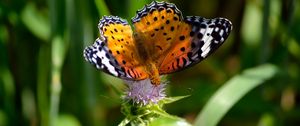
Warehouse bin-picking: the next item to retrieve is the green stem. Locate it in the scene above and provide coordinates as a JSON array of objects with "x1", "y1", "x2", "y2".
[
  {"x1": 260, "y1": 0, "x2": 270, "y2": 63},
  {"x1": 95, "y1": 0, "x2": 110, "y2": 16},
  {"x1": 49, "y1": 68, "x2": 62, "y2": 126},
  {"x1": 49, "y1": 35, "x2": 66, "y2": 126},
  {"x1": 37, "y1": 45, "x2": 50, "y2": 126}
]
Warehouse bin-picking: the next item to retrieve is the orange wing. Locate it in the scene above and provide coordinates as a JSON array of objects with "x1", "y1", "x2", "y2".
[
  {"x1": 84, "y1": 16, "x2": 148, "y2": 80},
  {"x1": 131, "y1": 1, "x2": 232, "y2": 74},
  {"x1": 132, "y1": 1, "x2": 183, "y2": 62},
  {"x1": 159, "y1": 16, "x2": 232, "y2": 74}
]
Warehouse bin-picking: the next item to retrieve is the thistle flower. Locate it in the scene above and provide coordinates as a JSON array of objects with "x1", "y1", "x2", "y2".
[
  {"x1": 120, "y1": 78, "x2": 191, "y2": 126},
  {"x1": 123, "y1": 79, "x2": 167, "y2": 105}
]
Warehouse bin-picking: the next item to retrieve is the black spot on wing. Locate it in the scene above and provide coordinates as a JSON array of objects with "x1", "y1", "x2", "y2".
[
  {"x1": 179, "y1": 36, "x2": 185, "y2": 41},
  {"x1": 156, "y1": 45, "x2": 163, "y2": 51},
  {"x1": 180, "y1": 47, "x2": 185, "y2": 52},
  {"x1": 132, "y1": 1, "x2": 183, "y2": 23}
]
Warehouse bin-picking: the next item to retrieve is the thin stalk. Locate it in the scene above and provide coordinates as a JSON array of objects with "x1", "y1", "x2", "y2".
[
  {"x1": 37, "y1": 45, "x2": 50, "y2": 126},
  {"x1": 48, "y1": 0, "x2": 67, "y2": 124},
  {"x1": 49, "y1": 67, "x2": 62, "y2": 126},
  {"x1": 95, "y1": 0, "x2": 110, "y2": 16},
  {"x1": 49, "y1": 35, "x2": 67, "y2": 126},
  {"x1": 260, "y1": 0, "x2": 270, "y2": 63}
]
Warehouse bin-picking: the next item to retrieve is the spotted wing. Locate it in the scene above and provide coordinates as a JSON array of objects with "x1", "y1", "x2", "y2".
[
  {"x1": 84, "y1": 16, "x2": 148, "y2": 80},
  {"x1": 158, "y1": 16, "x2": 232, "y2": 74},
  {"x1": 131, "y1": 1, "x2": 232, "y2": 74},
  {"x1": 132, "y1": 1, "x2": 184, "y2": 61}
]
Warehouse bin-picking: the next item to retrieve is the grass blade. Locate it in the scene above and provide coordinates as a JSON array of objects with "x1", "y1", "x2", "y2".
[{"x1": 194, "y1": 64, "x2": 278, "y2": 126}]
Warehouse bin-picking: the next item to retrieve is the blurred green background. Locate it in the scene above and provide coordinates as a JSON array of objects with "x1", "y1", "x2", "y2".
[{"x1": 0, "y1": 0, "x2": 300, "y2": 125}]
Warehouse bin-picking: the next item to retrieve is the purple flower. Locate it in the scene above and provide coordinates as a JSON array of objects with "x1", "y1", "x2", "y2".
[{"x1": 123, "y1": 79, "x2": 167, "y2": 105}]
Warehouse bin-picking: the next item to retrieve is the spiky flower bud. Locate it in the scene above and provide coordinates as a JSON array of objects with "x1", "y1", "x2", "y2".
[{"x1": 123, "y1": 79, "x2": 166, "y2": 105}]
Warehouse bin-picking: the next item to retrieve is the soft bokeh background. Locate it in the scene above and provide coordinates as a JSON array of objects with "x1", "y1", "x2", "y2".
[{"x1": 0, "y1": 0, "x2": 299, "y2": 125}]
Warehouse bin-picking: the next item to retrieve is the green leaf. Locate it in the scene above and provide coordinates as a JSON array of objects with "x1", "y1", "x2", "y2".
[
  {"x1": 95, "y1": 0, "x2": 110, "y2": 16},
  {"x1": 52, "y1": 36, "x2": 67, "y2": 69},
  {"x1": 149, "y1": 116, "x2": 191, "y2": 126},
  {"x1": 0, "y1": 110, "x2": 8, "y2": 126},
  {"x1": 160, "y1": 95, "x2": 190, "y2": 104},
  {"x1": 119, "y1": 95, "x2": 189, "y2": 126},
  {"x1": 257, "y1": 113, "x2": 275, "y2": 126},
  {"x1": 194, "y1": 64, "x2": 278, "y2": 126},
  {"x1": 241, "y1": 1, "x2": 263, "y2": 47},
  {"x1": 55, "y1": 114, "x2": 81, "y2": 126},
  {"x1": 21, "y1": 3, "x2": 50, "y2": 41}
]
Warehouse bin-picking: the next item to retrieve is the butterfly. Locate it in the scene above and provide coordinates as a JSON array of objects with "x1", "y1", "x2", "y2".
[{"x1": 83, "y1": 1, "x2": 232, "y2": 86}]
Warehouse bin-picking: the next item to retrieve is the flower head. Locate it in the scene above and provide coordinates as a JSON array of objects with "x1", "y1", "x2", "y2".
[
  {"x1": 123, "y1": 79, "x2": 167, "y2": 105},
  {"x1": 120, "y1": 78, "x2": 190, "y2": 126}
]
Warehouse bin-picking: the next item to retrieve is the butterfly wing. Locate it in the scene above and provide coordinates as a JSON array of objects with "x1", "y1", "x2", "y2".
[
  {"x1": 132, "y1": 1, "x2": 184, "y2": 61},
  {"x1": 84, "y1": 16, "x2": 148, "y2": 80},
  {"x1": 158, "y1": 16, "x2": 232, "y2": 74},
  {"x1": 131, "y1": 1, "x2": 232, "y2": 74}
]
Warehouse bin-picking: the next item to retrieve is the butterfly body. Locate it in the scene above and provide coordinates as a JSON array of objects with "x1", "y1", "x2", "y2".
[
  {"x1": 84, "y1": 1, "x2": 232, "y2": 86},
  {"x1": 130, "y1": 35, "x2": 163, "y2": 85}
]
